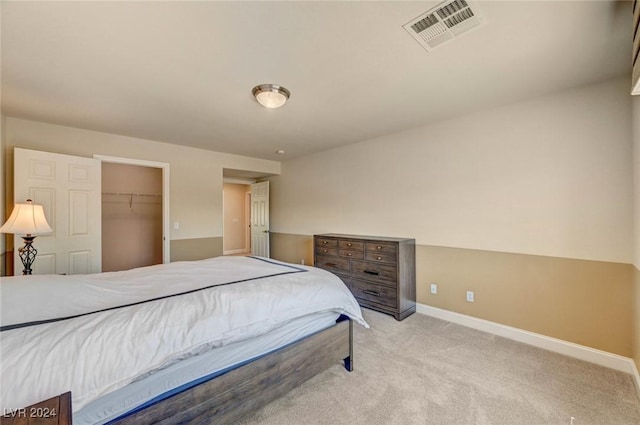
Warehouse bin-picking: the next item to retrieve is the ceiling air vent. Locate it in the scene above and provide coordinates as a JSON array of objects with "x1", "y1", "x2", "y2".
[{"x1": 403, "y1": 0, "x2": 484, "y2": 52}]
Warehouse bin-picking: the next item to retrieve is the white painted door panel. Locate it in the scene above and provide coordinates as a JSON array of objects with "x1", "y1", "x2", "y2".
[
  {"x1": 250, "y1": 181, "x2": 270, "y2": 258},
  {"x1": 14, "y1": 148, "x2": 102, "y2": 275}
]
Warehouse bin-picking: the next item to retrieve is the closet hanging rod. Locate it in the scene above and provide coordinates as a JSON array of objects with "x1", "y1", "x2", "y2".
[{"x1": 101, "y1": 192, "x2": 162, "y2": 197}]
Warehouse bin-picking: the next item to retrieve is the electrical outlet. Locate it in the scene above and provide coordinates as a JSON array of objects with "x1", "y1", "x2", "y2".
[
  {"x1": 430, "y1": 283, "x2": 438, "y2": 294},
  {"x1": 466, "y1": 291, "x2": 474, "y2": 302}
]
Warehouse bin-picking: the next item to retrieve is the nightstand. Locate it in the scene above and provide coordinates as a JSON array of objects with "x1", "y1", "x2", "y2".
[{"x1": 2, "y1": 392, "x2": 72, "y2": 425}]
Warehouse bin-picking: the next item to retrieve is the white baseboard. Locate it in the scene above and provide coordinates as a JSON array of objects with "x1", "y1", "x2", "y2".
[
  {"x1": 632, "y1": 359, "x2": 640, "y2": 401},
  {"x1": 416, "y1": 304, "x2": 639, "y2": 385}
]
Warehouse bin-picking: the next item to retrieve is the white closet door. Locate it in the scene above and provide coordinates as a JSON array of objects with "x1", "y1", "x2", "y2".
[
  {"x1": 14, "y1": 148, "x2": 102, "y2": 275},
  {"x1": 250, "y1": 181, "x2": 270, "y2": 258}
]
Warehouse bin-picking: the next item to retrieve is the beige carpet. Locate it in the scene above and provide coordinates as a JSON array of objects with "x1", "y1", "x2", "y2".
[{"x1": 239, "y1": 309, "x2": 640, "y2": 425}]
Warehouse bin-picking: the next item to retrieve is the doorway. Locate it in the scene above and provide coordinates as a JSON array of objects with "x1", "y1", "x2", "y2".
[
  {"x1": 95, "y1": 155, "x2": 170, "y2": 270},
  {"x1": 222, "y1": 169, "x2": 274, "y2": 258},
  {"x1": 222, "y1": 182, "x2": 251, "y2": 255},
  {"x1": 101, "y1": 162, "x2": 163, "y2": 271}
]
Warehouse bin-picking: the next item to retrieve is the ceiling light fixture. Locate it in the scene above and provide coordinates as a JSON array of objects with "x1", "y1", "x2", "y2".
[{"x1": 252, "y1": 84, "x2": 290, "y2": 109}]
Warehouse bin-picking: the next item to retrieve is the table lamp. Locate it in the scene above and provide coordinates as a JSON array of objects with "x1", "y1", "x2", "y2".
[{"x1": 0, "y1": 199, "x2": 53, "y2": 275}]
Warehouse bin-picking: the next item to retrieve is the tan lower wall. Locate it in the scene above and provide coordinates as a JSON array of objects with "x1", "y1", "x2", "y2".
[
  {"x1": 270, "y1": 233, "x2": 314, "y2": 265},
  {"x1": 418, "y1": 245, "x2": 632, "y2": 357},
  {"x1": 634, "y1": 265, "x2": 640, "y2": 370},
  {"x1": 170, "y1": 237, "x2": 223, "y2": 262},
  {"x1": 271, "y1": 232, "x2": 633, "y2": 357},
  {"x1": 2, "y1": 248, "x2": 13, "y2": 276},
  {"x1": 5, "y1": 239, "x2": 223, "y2": 274}
]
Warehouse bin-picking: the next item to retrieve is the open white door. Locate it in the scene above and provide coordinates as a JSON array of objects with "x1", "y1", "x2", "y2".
[
  {"x1": 250, "y1": 181, "x2": 270, "y2": 258},
  {"x1": 13, "y1": 148, "x2": 102, "y2": 275}
]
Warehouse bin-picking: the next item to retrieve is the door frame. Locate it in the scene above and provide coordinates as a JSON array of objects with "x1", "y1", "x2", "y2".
[
  {"x1": 245, "y1": 190, "x2": 251, "y2": 253},
  {"x1": 93, "y1": 154, "x2": 170, "y2": 264}
]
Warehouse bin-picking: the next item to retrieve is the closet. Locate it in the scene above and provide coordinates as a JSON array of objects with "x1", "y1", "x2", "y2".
[{"x1": 102, "y1": 162, "x2": 163, "y2": 272}]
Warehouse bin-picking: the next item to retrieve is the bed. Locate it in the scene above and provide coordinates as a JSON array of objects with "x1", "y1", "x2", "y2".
[{"x1": 0, "y1": 256, "x2": 368, "y2": 424}]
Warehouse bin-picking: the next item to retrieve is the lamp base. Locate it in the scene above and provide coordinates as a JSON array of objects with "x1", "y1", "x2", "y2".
[{"x1": 18, "y1": 235, "x2": 37, "y2": 275}]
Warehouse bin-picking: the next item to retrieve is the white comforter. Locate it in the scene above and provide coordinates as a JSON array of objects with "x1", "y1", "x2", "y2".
[{"x1": 0, "y1": 256, "x2": 367, "y2": 412}]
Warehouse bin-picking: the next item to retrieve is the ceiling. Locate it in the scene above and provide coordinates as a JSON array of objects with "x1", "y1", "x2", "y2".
[{"x1": 1, "y1": 1, "x2": 633, "y2": 161}]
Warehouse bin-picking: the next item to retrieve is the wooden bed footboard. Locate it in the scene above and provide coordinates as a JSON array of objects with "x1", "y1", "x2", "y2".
[{"x1": 113, "y1": 317, "x2": 353, "y2": 425}]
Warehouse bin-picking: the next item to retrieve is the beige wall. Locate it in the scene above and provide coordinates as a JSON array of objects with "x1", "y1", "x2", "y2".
[
  {"x1": 2, "y1": 117, "x2": 280, "y2": 268},
  {"x1": 223, "y1": 183, "x2": 250, "y2": 253},
  {"x1": 102, "y1": 162, "x2": 163, "y2": 272},
  {"x1": 269, "y1": 77, "x2": 635, "y2": 357},
  {"x1": 270, "y1": 77, "x2": 633, "y2": 264}
]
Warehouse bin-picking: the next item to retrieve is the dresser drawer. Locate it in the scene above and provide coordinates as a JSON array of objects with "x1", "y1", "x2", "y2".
[
  {"x1": 339, "y1": 249, "x2": 364, "y2": 260},
  {"x1": 351, "y1": 260, "x2": 397, "y2": 286},
  {"x1": 339, "y1": 240, "x2": 364, "y2": 251},
  {"x1": 338, "y1": 239, "x2": 364, "y2": 259},
  {"x1": 351, "y1": 279, "x2": 397, "y2": 308},
  {"x1": 315, "y1": 254, "x2": 350, "y2": 274},
  {"x1": 365, "y1": 241, "x2": 397, "y2": 264},
  {"x1": 316, "y1": 238, "x2": 338, "y2": 248},
  {"x1": 316, "y1": 247, "x2": 337, "y2": 256}
]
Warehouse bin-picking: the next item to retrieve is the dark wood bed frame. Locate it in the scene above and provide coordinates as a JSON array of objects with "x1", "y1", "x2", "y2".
[
  {"x1": 2, "y1": 315, "x2": 353, "y2": 425},
  {"x1": 111, "y1": 317, "x2": 353, "y2": 424}
]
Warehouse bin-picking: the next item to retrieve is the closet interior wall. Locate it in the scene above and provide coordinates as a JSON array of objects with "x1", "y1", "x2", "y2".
[{"x1": 102, "y1": 162, "x2": 163, "y2": 272}]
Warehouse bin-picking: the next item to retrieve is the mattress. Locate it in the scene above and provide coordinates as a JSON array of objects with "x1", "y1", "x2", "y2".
[
  {"x1": 75, "y1": 311, "x2": 340, "y2": 425},
  {"x1": 1, "y1": 256, "x2": 367, "y2": 413}
]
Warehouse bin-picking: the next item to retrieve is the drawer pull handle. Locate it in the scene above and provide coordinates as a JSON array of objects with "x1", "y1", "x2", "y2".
[
  {"x1": 364, "y1": 270, "x2": 379, "y2": 276},
  {"x1": 376, "y1": 256, "x2": 382, "y2": 260},
  {"x1": 376, "y1": 246, "x2": 382, "y2": 250},
  {"x1": 347, "y1": 253, "x2": 352, "y2": 256},
  {"x1": 347, "y1": 243, "x2": 352, "y2": 247},
  {"x1": 323, "y1": 241, "x2": 329, "y2": 244},
  {"x1": 363, "y1": 289, "x2": 380, "y2": 297},
  {"x1": 323, "y1": 249, "x2": 328, "y2": 253}
]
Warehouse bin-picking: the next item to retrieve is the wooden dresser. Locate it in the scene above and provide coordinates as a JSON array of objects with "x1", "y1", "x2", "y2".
[
  {"x1": 2, "y1": 392, "x2": 72, "y2": 425},
  {"x1": 314, "y1": 234, "x2": 416, "y2": 320}
]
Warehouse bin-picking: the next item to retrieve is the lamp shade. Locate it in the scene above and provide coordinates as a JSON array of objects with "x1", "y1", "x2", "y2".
[{"x1": 0, "y1": 200, "x2": 52, "y2": 236}]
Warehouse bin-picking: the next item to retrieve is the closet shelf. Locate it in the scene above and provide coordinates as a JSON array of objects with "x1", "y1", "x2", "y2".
[
  {"x1": 102, "y1": 192, "x2": 162, "y2": 197},
  {"x1": 102, "y1": 192, "x2": 162, "y2": 209}
]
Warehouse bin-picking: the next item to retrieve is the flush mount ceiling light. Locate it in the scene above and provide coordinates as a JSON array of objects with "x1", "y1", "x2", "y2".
[{"x1": 252, "y1": 84, "x2": 290, "y2": 109}]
